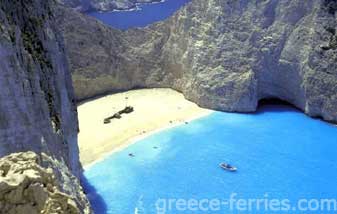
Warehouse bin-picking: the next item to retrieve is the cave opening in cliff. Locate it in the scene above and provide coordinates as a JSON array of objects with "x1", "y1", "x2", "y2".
[{"x1": 257, "y1": 98, "x2": 300, "y2": 110}]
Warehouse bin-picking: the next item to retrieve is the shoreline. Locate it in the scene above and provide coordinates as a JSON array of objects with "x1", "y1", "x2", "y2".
[
  {"x1": 83, "y1": 110, "x2": 211, "y2": 170},
  {"x1": 78, "y1": 88, "x2": 212, "y2": 168}
]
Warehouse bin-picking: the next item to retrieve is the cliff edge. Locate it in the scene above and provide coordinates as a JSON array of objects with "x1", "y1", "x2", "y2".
[{"x1": 0, "y1": 152, "x2": 90, "y2": 213}]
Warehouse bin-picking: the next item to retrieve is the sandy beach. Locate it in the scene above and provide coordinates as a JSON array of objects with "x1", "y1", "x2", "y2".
[{"x1": 77, "y1": 88, "x2": 212, "y2": 166}]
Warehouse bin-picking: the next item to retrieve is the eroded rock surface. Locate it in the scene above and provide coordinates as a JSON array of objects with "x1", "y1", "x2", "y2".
[
  {"x1": 0, "y1": 152, "x2": 91, "y2": 214},
  {"x1": 58, "y1": 0, "x2": 337, "y2": 122},
  {"x1": 0, "y1": 0, "x2": 92, "y2": 212},
  {"x1": 0, "y1": 0, "x2": 80, "y2": 175}
]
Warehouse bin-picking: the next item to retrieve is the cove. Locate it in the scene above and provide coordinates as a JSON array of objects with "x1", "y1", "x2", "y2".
[
  {"x1": 86, "y1": 0, "x2": 191, "y2": 30},
  {"x1": 83, "y1": 105, "x2": 337, "y2": 213}
]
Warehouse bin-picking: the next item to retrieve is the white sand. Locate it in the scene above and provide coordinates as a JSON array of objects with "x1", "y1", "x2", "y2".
[{"x1": 77, "y1": 88, "x2": 212, "y2": 166}]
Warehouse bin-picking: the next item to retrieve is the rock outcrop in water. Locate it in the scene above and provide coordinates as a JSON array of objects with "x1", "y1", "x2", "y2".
[
  {"x1": 0, "y1": 0, "x2": 91, "y2": 212},
  {"x1": 0, "y1": 152, "x2": 90, "y2": 213},
  {"x1": 58, "y1": 0, "x2": 337, "y2": 123},
  {"x1": 58, "y1": 0, "x2": 162, "y2": 12}
]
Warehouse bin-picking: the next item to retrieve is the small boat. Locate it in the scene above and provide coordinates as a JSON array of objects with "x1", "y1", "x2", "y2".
[{"x1": 220, "y1": 163, "x2": 237, "y2": 172}]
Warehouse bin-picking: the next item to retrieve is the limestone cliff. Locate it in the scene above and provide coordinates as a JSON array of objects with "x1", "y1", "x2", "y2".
[
  {"x1": 59, "y1": 0, "x2": 337, "y2": 123},
  {"x1": 58, "y1": 0, "x2": 162, "y2": 12},
  {"x1": 0, "y1": 0, "x2": 79, "y2": 175},
  {"x1": 0, "y1": 152, "x2": 90, "y2": 213},
  {"x1": 0, "y1": 0, "x2": 91, "y2": 212}
]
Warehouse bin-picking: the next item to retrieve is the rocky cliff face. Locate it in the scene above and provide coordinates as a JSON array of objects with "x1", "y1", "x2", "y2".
[
  {"x1": 59, "y1": 0, "x2": 337, "y2": 123},
  {"x1": 58, "y1": 0, "x2": 162, "y2": 12},
  {"x1": 0, "y1": 0, "x2": 91, "y2": 212},
  {"x1": 0, "y1": 152, "x2": 90, "y2": 213},
  {"x1": 0, "y1": 0, "x2": 79, "y2": 175}
]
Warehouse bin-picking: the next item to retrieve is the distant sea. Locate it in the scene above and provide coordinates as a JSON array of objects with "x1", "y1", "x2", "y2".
[
  {"x1": 86, "y1": 0, "x2": 191, "y2": 29},
  {"x1": 83, "y1": 105, "x2": 337, "y2": 213}
]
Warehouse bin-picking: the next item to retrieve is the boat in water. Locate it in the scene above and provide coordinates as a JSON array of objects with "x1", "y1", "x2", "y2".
[{"x1": 220, "y1": 163, "x2": 237, "y2": 172}]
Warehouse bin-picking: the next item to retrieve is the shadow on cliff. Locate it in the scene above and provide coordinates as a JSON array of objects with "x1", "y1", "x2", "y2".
[
  {"x1": 255, "y1": 98, "x2": 337, "y2": 126},
  {"x1": 81, "y1": 174, "x2": 108, "y2": 214}
]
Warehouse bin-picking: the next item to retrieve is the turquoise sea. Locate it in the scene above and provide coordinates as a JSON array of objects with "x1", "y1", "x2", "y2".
[
  {"x1": 83, "y1": 105, "x2": 337, "y2": 213},
  {"x1": 85, "y1": 2, "x2": 337, "y2": 213},
  {"x1": 86, "y1": 0, "x2": 191, "y2": 29}
]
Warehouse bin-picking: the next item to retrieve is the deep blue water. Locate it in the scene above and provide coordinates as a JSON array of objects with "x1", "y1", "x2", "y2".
[
  {"x1": 83, "y1": 105, "x2": 337, "y2": 214},
  {"x1": 86, "y1": 0, "x2": 191, "y2": 29}
]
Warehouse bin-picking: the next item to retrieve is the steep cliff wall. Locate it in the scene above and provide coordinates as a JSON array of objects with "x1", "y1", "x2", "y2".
[
  {"x1": 0, "y1": 0, "x2": 79, "y2": 175},
  {"x1": 59, "y1": 0, "x2": 337, "y2": 123},
  {"x1": 0, "y1": 0, "x2": 91, "y2": 212}
]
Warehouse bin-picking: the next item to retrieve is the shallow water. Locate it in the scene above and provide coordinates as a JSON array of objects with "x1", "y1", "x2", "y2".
[
  {"x1": 86, "y1": 0, "x2": 191, "y2": 29},
  {"x1": 83, "y1": 105, "x2": 337, "y2": 213}
]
